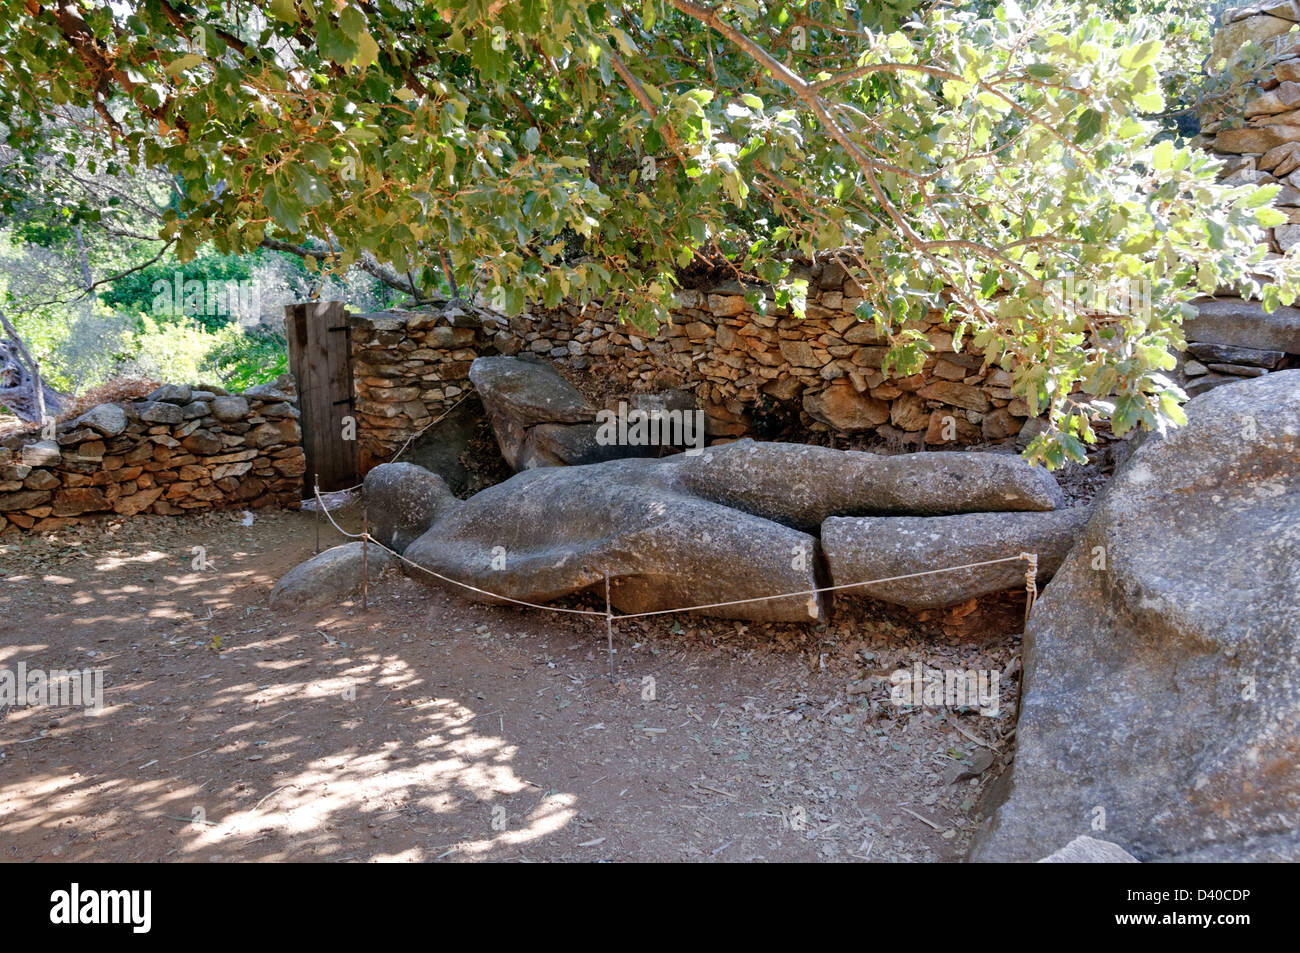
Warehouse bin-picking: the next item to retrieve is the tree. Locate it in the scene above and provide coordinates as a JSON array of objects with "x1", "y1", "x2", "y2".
[{"x1": 1, "y1": 0, "x2": 1293, "y2": 464}]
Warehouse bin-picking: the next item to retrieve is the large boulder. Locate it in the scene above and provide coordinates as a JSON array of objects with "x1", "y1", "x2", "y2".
[
  {"x1": 378, "y1": 439, "x2": 1064, "y2": 622},
  {"x1": 469, "y1": 355, "x2": 697, "y2": 469},
  {"x1": 270, "y1": 541, "x2": 394, "y2": 610},
  {"x1": 675, "y1": 440, "x2": 1064, "y2": 531},
  {"x1": 402, "y1": 456, "x2": 823, "y2": 623},
  {"x1": 822, "y1": 507, "x2": 1091, "y2": 610},
  {"x1": 363, "y1": 462, "x2": 459, "y2": 553},
  {"x1": 526, "y1": 422, "x2": 657, "y2": 467},
  {"x1": 971, "y1": 371, "x2": 1300, "y2": 863},
  {"x1": 469, "y1": 354, "x2": 596, "y2": 427},
  {"x1": 469, "y1": 355, "x2": 597, "y2": 469}
]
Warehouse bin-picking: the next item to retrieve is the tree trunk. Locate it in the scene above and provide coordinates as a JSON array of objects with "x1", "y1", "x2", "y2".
[{"x1": 0, "y1": 310, "x2": 64, "y2": 424}]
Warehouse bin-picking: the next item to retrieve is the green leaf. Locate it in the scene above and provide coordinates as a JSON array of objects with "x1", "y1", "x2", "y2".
[
  {"x1": 338, "y1": 5, "x2": 365, "y2": 40},
  {"x1": 1119, "y1": 39, "x2": 1161, "y2": 70},
  {"x1": 1151, "y1": 139, "x2": 1173, "y2": 171},
  {"x1": 164, "y1": 53, "x2": 203, "y2": 76},
  {"x1": 1074, "y1": 108, "x2": 1103, "y2": 144},
  {"x1": 356, "y1": 30, "x2": 380, "y2": 70},
  {"x1": 264, "y1": 180, "x2": 303, "y2": 232},
  {"x1": 269, "y1": 0, "x2": 297, "y2": 24}
]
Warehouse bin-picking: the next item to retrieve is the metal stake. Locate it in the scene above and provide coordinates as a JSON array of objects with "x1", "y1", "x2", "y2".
[
  {"x1": 604, "y1": 570, "x2": 615, "y2": 683},
  {"x1": 313, "y1": 473, "x2": 320, "y2": 554},
  {"x1": 361, "y1": 501, "x2": 369, "y2": 611}
]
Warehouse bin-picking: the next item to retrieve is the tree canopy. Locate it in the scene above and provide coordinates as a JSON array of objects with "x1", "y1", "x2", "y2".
[{"x1": 2, "y1": 0, "x2": 1295, "y2": 464}]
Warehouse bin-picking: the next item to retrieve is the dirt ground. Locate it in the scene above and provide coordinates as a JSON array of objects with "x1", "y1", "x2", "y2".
[{"x1": 0, "y1": 501, "x2": 1026, "y2": 863}]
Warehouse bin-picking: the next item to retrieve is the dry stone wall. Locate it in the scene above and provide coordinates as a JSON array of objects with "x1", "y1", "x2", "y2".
[
  {"x1": 349, "y1": 306, "x2": 489, "y2": 471},
  {"x1": 499, "y1": 270, "x2": 1029, "y2": 448},
  {"x1": 0, "y1": 379, "x2": 303, "y2": 534},
  {"x1": 1187, "y1": 3, "x2": 1300, "y2": 392},
  {"x1": 350, "y1": 271, "x2": 1031, "y2": 474}
]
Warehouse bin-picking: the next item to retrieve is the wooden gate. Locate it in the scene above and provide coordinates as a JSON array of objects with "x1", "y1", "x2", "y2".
[{"x1": 285, "y1": 301, "x2": 359, "y2": 493}]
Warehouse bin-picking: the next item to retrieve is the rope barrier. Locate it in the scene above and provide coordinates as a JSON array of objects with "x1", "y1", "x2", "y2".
[
  {"x1": 312, "y1": 485, "x2": 1041, "y2": 623},
  {"x1": 1020, "y1": 550, "x2": 1039, "y2": 624}
]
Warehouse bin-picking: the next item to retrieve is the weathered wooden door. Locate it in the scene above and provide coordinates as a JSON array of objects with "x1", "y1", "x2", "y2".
[{"x1": 284, "y1": 301, "x2": 359, "y2": 493}]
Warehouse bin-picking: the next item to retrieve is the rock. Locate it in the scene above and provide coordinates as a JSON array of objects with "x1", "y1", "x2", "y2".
[
  {"x1": 675, "y1": 440, "x2": 1064, "y2": 530},
  {"x1": 389, "y1": 397, "x2": 480, "y2": 495},
  {"x1": 1213, "y1": 125, "x2": 1298, "y2": 154},
  {"x1": 211, "y1": 396, "x2": 250, "y2": 421},
  {"x1": 379, "y1": 439, "x2": 1063, "y2": 622},
  {"x1": 1211, "y1": 13, "x2": 1297, "y2": 66},
  {"x1": 822, "y1": 508, "x2": 1089, "y2": 609},
  {"x1": 625, "y1": 389, "x2": 698, "y2": 416},
  {"x1": 51, "y1": 487, "x2": 107, "y2": 516},
  {"x1": 1245, "y1": 80, "x2": 1300, "y2": 116},
  {"x1": 469, "y1": 356, "x2": 597, "y2": 468},
  {"x1": 1230, "y1": 2, "x2": 1300, "y2": 25},
  {"x1": 1277, "y1": 56, "x2": 1300, "y2": 82},
  {"x1": 135, "y1": 401, "x2": 184, "y2": 425},
  {"x1": 363, "y1": 462, "x2": 460, "y2": 553},
  {"x1": 1185, "y1": 372, "x2": 1241, "y2": 397},
  {"x1": 970, "y1": 371, "x2": 1300, "y2": 863},
  {"x1": 182, "y1": 430, "x2": 224, "y2": 455},
  {"x1": 526, "y1": 422, "x2": 659, "y2": 467},
  {"x1": 469, "y1": 355, "x2": 595, "y2": 428},
  {"x1": 23, "y1": 469, "x2": 59, "y2": 491},
  {"x1": 890, "y1": 394, "x2": 930, "y2": 432},
  {"x1": 256, "y1": 401, "x2": 297, "y2": 418},
  {"x1": 113, "y1": 487, "x2": 163, "y2": 516},
  {"x1": 401, "y1": 455, "x2": 823, "y2": 623},
  {"x1": 926, "y1": 409, "x2": 981, "y2": 444},
  {"x1": 72, "y1": 403, "x2": 128, "y2": 437},
  {"x1": 1185, "y1": 297, "x2": 1300, "y2": 352},
  {"x1": 802, "y1": 380, "x2": 890, "y2": 430},
  {"x1": 844, "y1": 321, "x2": 888, "y2": 344},
  {"x1": 1036, "y1": 836, "x2": 1140, "y2": 864},
  {"x1": 1276, "y1": 222, "x2": 1300, "y2": 251},
  {"x1": 942, "y1": 749, "x2": 996, "y2": 785},
  {"x1": 1259, "y1": 140, "x2": 1300, "y2": 174},
  {"x1": 0, "y1": 489, "x2": 52, "y2": 510},
  {"x1": 146, "y1": 383, "x2": 192, "y2": 404},
  {"x1": 248, "y1": 419, "x2": 300, "y2": 448},
  {"x1": 917, "y1": 380, "x2": 991, "y2": 414},
  {"x1": 1182, "y1": 359, "x2": 1210, "y2": 377},
  {"x1": 1187, "y1": 341, "x2": 1285, "y2": 367},
  {"x1": 20, "y1": 440, "x2": 61, "y2": 467},
  {"x1": 270, "y1": 541, "x2": 394, "y2": 610},
  {"x1": 243, "y1": 383, "x2": 292, "y2": 400},
  {"x1": 1206, "y1": 362, "x2": 1270, "y2": 377},
  {"x1": 981, "y1": 408, "x2": 1021, "y2": 441}
]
